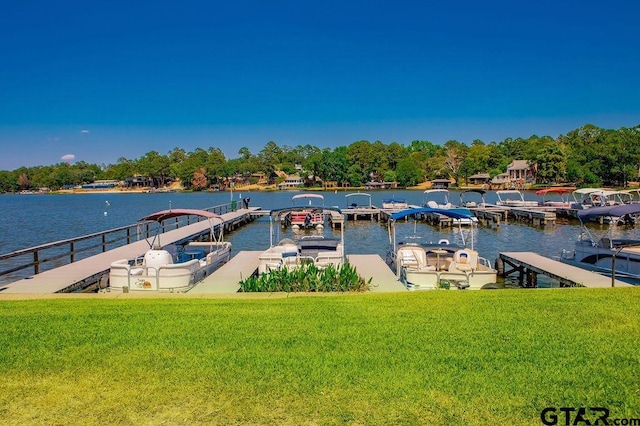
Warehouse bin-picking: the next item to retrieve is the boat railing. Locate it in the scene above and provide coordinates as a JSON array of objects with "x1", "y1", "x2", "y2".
[{"x1": 0, "y1": 202, "x2": 234, "y2": 284}]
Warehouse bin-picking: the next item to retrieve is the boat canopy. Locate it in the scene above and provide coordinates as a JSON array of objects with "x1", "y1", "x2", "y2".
[
  {"x1": 345, "y1": 192, "x2": 372, "y2": 207},
  {"x1": 423, "y1": 189, "x2": 449, "y2": 194},
  {"x1": 383, "y1": 198, "x2": 406, "y2": 203},
  {"x1": 269, "y1": 205, "x2": 342, "y2": 218},
  {"x1": 292, "y1": 194, "x2": 325, "y2": 203},
  {"x1": 572, "y1": 188, "x2": 605, "y2": 196},
  {"x1": 577, "y1": 204, "x2": 640, "y2": 221},
  {"x1": 390, "y1": 207, "x2": 473, "y2": 221},
  {"x1": 535, "y1": 187, "x2": 576, "y2": 195},
  {"x1": 139, "y1": 209, "x2": 222, "y2": 223}
]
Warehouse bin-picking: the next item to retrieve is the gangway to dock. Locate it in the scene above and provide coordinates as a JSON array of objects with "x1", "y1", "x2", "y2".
[
  {"x1": 0, "y1": 208, "x2": 260, "y2": 294},
  {"x1": 498, "y1": 251, "x2": 631, "y2": 288}
]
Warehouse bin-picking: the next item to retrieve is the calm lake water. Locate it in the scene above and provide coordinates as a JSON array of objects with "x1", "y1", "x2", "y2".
[{"x1": 1, "y1": 189, "x2": 639, "y2": 287}]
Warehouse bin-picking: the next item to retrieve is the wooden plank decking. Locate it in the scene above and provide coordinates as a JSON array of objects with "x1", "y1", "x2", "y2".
[
  {"x1": 189, "y1": 251, "x2": 260, "y2": 294},
  {"x1": 0, "y1": 208, "x2": 259, "y2": 294},
  {"x1": 347, "y1": 254, "x2": 407, "y2": 292},
  {"x1": 499, "y1": 251, "x2": 631, "y2": 288}
]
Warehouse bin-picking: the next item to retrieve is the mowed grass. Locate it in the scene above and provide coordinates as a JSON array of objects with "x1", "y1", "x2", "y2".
[{"x1": 0, "y1": 288, "x2": 638, "y2": 425}]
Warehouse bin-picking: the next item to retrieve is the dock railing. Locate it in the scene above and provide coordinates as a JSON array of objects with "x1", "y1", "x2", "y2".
[{"x1": 0, "y1": 203, "x2": 233, "y2": 284}]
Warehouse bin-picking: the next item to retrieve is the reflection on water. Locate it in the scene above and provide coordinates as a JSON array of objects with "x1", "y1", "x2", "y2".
[{"x1": 1, "y1": 190, "x2": 639, "y2": 287}]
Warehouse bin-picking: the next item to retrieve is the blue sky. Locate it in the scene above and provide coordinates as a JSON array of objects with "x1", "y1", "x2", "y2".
[{"x1": 1, "y1": 0, "x2": 638, "y2": 170}]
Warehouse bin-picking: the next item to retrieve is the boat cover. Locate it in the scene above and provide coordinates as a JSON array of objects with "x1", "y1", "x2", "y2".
[
  {"x1": 577, "y1": 203, "x2": 640, "y2": 220},
  {"x1": 390, "y1": 207, "x2": 473, "y2": 221}
]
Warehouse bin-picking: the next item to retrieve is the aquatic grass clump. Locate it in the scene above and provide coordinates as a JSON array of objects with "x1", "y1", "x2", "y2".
[{"x1": 239, "y1": 261, "x2": 371, "y2": 292}]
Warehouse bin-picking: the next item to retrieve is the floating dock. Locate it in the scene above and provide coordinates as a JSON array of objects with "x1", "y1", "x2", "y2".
[
  {"x1": 497, "y1": 251, "x2": 631, "y2": 288},
  {"x1": 347, "y1": 254, "x2": 407, "y2": 292},
  {"x1": 189, "y1": 251, "x2": 261, "y2": 294}
]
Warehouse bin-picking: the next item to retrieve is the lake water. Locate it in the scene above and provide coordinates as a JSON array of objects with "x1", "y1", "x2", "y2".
[{"x1": 1, "y1": 189, "x2": 639, "y2": 287}]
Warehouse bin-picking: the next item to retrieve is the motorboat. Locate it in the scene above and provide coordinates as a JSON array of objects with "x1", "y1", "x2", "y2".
[
  {"x1": 535, "y1": 187, "x2": 576, "y2": 207},
  {"x1": 570, "y1": 188, "x2": 607, "y2": 209},
  {"x1": 570, "y1": 188, "x2": 633, "y2": 214},
  {"x1": 421, "y1": 189, "x2": 477, "y2": 225},
  {"x1": 109, "y1": 209, "x2": 231, "y2": 292},
  {"x1": 560, "y1": 204, "x2": 640, "y2": 282},
  {"x1": 381, "y1": 198, "x2": 408, "y2": 209},
  {"x1": 258, "y1": 206, "x2": 345, "y2": 274},
  {"x1": 386, "y1": 207, "x2": 497, "y2": 290},
  {"x1": 423, "y1": 189, "x2": 454, "y2": 209},
  {"x1": 286, "y1": 194, "x2": 326, "y2": 229},
  {"x1": 459, "y1": 189, "x2": 487, "y2": 208},
  {"x1": 495, "y1": 190, "x2": 539, "y2": 207}
]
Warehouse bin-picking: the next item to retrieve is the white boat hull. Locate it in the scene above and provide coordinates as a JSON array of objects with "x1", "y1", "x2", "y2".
[
  {"x1": 109, "y1": 243, "x2": 231, "y2": 292},
  {"x1": 392, "y1": 244, "x2": 497, "y2": 290}
]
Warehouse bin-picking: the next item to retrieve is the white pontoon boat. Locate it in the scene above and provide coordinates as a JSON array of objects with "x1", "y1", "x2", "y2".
[
  {"x1": 386, "y1": 208, "x2": 497, "y2": 290},
  {"x1": 109, "y1": 209, "x2": 231, "y2": 292}
]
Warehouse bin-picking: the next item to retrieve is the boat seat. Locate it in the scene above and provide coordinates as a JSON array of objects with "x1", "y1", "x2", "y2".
[
  {"x1": 400, "y1": 248, "x2": 426, "y2": 270},
  {"x1": 449, "y1": 249, "x2": 478, "y2": 272}
]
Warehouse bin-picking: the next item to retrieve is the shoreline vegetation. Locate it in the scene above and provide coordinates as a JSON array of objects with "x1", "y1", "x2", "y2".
[
  {"x1": 4, "y1": 124, "x2": 639, "y2": 194},
  {"x1": 0, "y1": 288, "x2": 638, "y2": 425}
]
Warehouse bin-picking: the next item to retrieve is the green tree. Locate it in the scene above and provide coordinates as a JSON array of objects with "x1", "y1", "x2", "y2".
[
  {"x1": 533, "y1": 143, "x2": 567, "y2": 184},
  {"x1": 395, "y1": 157, "x2": 423, "y2": 187}
]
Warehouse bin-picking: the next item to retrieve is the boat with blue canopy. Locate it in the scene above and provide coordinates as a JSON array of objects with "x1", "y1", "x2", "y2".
[{"x1": 386, "y1": 208, "x2": 497, "y2": 290}]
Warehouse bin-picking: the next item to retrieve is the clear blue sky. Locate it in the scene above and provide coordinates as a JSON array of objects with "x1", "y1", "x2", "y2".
[{"x1": 1, "y1": 0, "x2": 638, "y2": 170}]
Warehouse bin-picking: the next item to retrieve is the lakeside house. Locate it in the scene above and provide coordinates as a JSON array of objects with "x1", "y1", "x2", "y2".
[
  {"x1": 277, "y1": 174, "x2": 304, "y2": 189},
  {"x1": 507, "y1": 160, "x2": 536, "y2": 183},
  {"x1": 490, "y1": 160, "x2": 537, "y2": 188},
  {"x1": 431, "y1": 178, "x2": 453, "y2": 189},
  {"x1": 467, "y1": 173, "x2": 491, "y2": 186}
]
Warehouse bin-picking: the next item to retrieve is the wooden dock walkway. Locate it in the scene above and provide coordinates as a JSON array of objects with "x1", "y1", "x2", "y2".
[
  {"x1": 498, "y1": 251, "x2": 631, "y2": 288},
  {"x1": 347, "y1": 254, "x2": 406, "y2": 292},
  {"x1": 189, "y1": 251, "x2": 261, "y2": 294},
  {"x1": 0, "y1": 208, "x2": 260, "y2": 294}
]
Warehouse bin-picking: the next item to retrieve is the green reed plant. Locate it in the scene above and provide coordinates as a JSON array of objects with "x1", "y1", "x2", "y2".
[{"x1": 239, "y1": 261, "x2": 371, "y2": 292}]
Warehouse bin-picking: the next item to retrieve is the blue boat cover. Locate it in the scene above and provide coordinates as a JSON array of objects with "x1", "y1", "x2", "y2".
[
  {"x1": 577, "y1": 203, "x2": 640, "y2": 220},
  {"x1": 390, "y1": 207, "x2": 473, "y2": 221}
]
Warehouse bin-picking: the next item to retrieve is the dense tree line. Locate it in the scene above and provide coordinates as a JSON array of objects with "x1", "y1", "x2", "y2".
[{"x1": 1, "y1": 123, "x2": 638, "y2": 193}]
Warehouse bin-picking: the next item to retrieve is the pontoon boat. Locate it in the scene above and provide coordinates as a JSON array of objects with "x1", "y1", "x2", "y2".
[
  {"x1": 386, "y1": 208, "x2": 497, "y2": 290},
  {"x1": 258, "y1": 206, "x2": 345, "y2": 274},
  {"x1": 109, "y1": 209, "x2": 231, "y2": 292}
]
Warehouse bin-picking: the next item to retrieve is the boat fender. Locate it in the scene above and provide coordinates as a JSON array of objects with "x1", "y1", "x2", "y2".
[{"x1": 494, "y1": 257, "x2": 504, "y2": 276}]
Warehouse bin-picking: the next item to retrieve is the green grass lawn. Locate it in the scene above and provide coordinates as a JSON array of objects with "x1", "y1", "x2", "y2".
[{"x1": 0, "y1": 288, "x2": 638, "y2": 425}]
